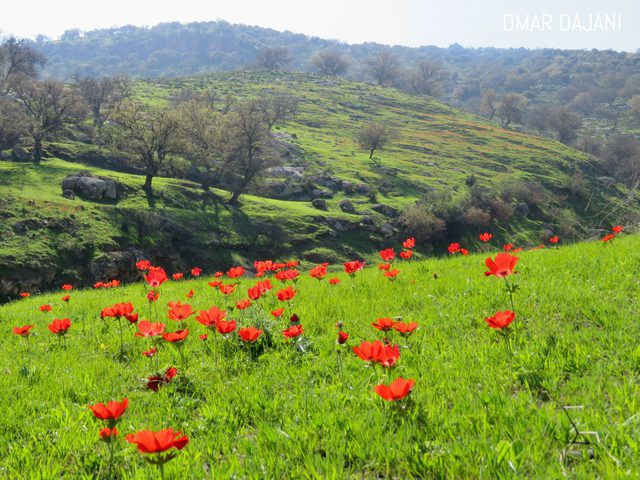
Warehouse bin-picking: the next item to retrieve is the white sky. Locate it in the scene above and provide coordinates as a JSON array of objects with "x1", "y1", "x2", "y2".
[{"x1": 1, "y1": 0, "x2": 638, "y2": 51}]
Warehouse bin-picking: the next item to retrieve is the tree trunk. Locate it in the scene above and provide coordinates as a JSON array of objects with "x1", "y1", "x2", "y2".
[
  {"x1": 228, "y1": 190, "x2": 241, "y2": 205},
  {"x1": 369, "y1": 148, "x2": 375, "y2": 160},
  {"x1": 143, "y1": 174, "x2": 154, "y2": 192},
  {"x1": 33, "y1": 137, "x2": 42, "y2": 163}
]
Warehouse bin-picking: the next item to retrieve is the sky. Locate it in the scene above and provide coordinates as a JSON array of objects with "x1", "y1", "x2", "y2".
[{"x1": 1, "y1": 0, "x2": 638, "y2": 51}]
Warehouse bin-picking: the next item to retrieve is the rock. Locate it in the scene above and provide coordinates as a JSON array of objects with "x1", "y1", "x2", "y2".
[
  {"x1": 12, "y1": 146, "x2": 32, "y2": 162},
  {"x1": 0, "y1": 150, "x2": 11, "y2": 160},
  {"x1": 265, "y1": 166, "x2": 305, "y2": 181},
  {"x1": 89, "y1": 249, "x2": 145, "y2": 283},
  {"x1": 341, "y1": 181, "x2": 354, "y2": 193},
  {"x1": 355, "y1": 183, "x2": 374, "y2": 195},
  {"x1": 311, "y1": 198, "x2": 327, "y2": 210},
  {"x1": 339, "y1": 199, "x2": 356, "y2": 213},
  {"x1": 62, "y1": 189, "x2": 76, "y2": 200},
  {"x1": 380, "y1": 222, "x2": 396, "y2": 237},
  {"x1": 371, "y1": 204, "x2": 399, "y2": 218},
  {"x1": 12, "y1": 219, "x2": 45, "y2": 235},
  {"x1": 359, "y1": 216, "x2": 375, "y2": 226},
  {"x1": 311, "y1": 189, "x2": 333, "y2": 199},
  {"x1": 596, "y1": 176, "x2": 617, "y2": 187},
  {"x1": 62, "y1": 173, "x2": 119, "y2": 200},
  {"x1": 326, "y1": 217, "x2": 358, "y2": 232}
]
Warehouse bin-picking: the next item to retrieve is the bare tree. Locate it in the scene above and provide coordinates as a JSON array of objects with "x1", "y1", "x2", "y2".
[
  {"x1": 0, "y1": 37, "x2": 45, "y2": 93},
  {"x1": 357, "y1": 122, "x2": 393, "y2": 161},
  {"x1": 526, "y1": 106, "x2": 551, "y2": 135},
  {"x1": 629, "y1": 95, "x2": 640, "y2": 126},
  {"x1": 480, "y1": 89, "x2": 498, "y2": 121},
  {"x1": 497, "y1": 93, "x2": 528, "y2": 127},
  {"x1": 408, "y1": 58, "x2": 445, "y2": 97},
  {"x1": 364, "y1": 49, "x2": 401, "y2": 86},
  {"x1": 11, "y1": 78, "x2": 87, "y2": 162},
  {"x1": 258, "y1": 94, "x2": 299, "y2": 129},
  {"x1": 222, "y1": 100, "x2": 274, "y2": 204},
  {"x1": 73, "y1": 75, "x2": 132, "y2": 126},
  {"x1": 255, "y1": 47, "x2": 291, "y2": 71},
  {"x1": 311, "y1": 49, "x2": 349, "y2": 76},
  {"x1": 548, "y1": 108, "x2": 582, "y2": 145},
  {"x1": 107, "y1": 101, "x2": 182, "y2": 192}
]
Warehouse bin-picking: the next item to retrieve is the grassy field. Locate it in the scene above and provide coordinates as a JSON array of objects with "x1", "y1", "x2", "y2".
[{"x1": 1, "y1": 234, "x2": 638, "y2": 478}]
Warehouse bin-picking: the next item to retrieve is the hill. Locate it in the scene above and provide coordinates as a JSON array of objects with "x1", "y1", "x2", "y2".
[
  {"x1": 0, "y1": 234, "x2": 638, "y2": 477},
  {"x1": 1, "y1": 71, "x2": 635, "y2": 299}
]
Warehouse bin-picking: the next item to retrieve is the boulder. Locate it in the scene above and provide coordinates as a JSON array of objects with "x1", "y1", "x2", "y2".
[
  {"x1": 311, "y1": 198, "x2": 328, "y2": 210},
  {"x1": 62, "y1": 173, "x2": 118, "y2": 200},
  {"x1": 371, "y1": 204, "x2": 399, "y2": 218},
  {"x1": 339, "y1": 199, "x2": 356, "y2": 213},
  {"x1": 12, "y1": 146, "x2": 32, "y2": 162}
]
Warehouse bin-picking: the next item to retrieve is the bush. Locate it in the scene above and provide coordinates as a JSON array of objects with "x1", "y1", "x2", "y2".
[{"x1": 397, "y1": 203, "x2": 446, "y2": 244}]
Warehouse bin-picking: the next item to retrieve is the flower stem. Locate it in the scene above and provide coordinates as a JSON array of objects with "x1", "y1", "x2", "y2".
[{"x1": 503, "y1": 277, "x2": 515, "y2": 312}]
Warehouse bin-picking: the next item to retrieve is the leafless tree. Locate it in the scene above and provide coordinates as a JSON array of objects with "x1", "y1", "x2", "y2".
[
  {"x1": 311, "y1": 49, "x2": 349, "y2": 76},
  {"x1": 73, "y1": 75, "x2": 132, "y2": 126},
  {"x1": 255, "y1": 47, "x2": 291, "y2": 71},
  {"x1": 364, "y1": 49, "x2": 401, "y2": 86},
  {"x1": 408, "y1": 58, "x2": 445, "y2": 97},
  {"x1": 497, "y1": 93, "x2": 528, "y2": 127}
]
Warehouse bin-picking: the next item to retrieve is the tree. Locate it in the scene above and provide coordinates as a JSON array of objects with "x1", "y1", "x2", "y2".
[
  {"x1": 73, "y1": 75, "x2": 132, "y2": 126},
  {"x1": 311, "y1": 49, "x2": 349, "y2": 76},
  {"x1": 357, "y1": 122, "x2": 393, "y2": 161},
  {"x1": 0, "y1": 96, "x2": 28, "y2": 148},
  {"x1": 0, "y1": 37, "x2": 45, "y2": 93},
  {"x1": 629, "y1": 95, "x2": 640, "y2": 125},
  {"x1": 526, "y1": 106, "x2": 551, "y2": 135},
  {"x1": 497, "y1": 93, "x2": 527, "y2": 127},
  {"x1": 11, "y1": 78, "x2": 87, "y2": 162},
  {"x1": 222, "y1": 100, "x2": 274, "y2": 204},
  {"x1": 408, "y1": 58, "x2": 444, "y2": 97},
  {"x1": 107, "y1": 101, "x2": 182, "y2": 192},
  {"x1": 254, "y1": 47, "x2": 291, "y2": 71},
  {"x1": 364, "y1": 49, "x2": 401, "y2": 86},
  {"x1": 601, "y1": 134, "x2": 640, "y2": 184},
  {"x1": 258, "y1": 94, "x2": 299, "y2": 129},
  {"x1": 480, "y1": 89, "x2": 498, "y2": 121},
  {"x1": 548, "y1": 108, "x2": 582, "y2": 145}
]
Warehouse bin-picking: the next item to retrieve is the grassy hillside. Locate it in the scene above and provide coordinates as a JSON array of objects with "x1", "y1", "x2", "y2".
[
  {"x1": 1, "y1": 72, "x2": 635, "y2": 299},
  {"x1": 0, "y1": 235, "x2": 639, "y2": 477}
]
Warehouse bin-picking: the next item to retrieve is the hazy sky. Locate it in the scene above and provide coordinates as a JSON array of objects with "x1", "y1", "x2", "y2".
[{"x1": 1, "y1": 0, "x2": 638, "y2": 51}]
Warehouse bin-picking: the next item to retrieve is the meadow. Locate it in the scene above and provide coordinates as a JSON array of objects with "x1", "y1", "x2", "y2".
[{"x1": 1, "y1": 232, "x2": 638, "y2": 478}]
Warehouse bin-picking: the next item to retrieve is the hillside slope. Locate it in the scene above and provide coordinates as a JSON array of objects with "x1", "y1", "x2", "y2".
[{"x1": 0, "y1": 72, "x2": 635, "y2": 299}]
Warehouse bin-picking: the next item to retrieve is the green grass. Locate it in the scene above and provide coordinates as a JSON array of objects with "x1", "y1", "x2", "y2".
[{"x1": 1, "y1": 234, "x2": 639, "y2": 478}]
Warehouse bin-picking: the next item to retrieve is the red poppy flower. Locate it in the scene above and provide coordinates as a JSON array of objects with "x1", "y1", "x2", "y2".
[
  {"x1": 375, "y1": 343, "x2": 400, "y2": 368},
  {"x1": 195, "y1": 306, "x2": 226, "y2": 328},
  {"x1": 208, "y1": 280, "x2": 223, "y2": 289},
  {"x1": 162, "y1": 329, "x2": 189, "y2": 343},
  {"x1": 353, "y1": 340, "x2": 385, "y2": 362},
  {"x1": 549, "y1": 236, "x2": 560, "y2": 244},
  {"x1": 147, "y1": 367, "x2": 178, "y2": 391},
  {"x1": 276, "y1": 286, "x2": 297, "y2": 302},
  {"x1": 191, "y1": 267, "x2": 202, "y2": 277},
  {"x1": 13, "y1": 325, "x2": 34, "y2": 337},
  {"x1": 186, "y1": 289, "x2": 194, "y2": 299},
  {"x1": 384, "y1": 269, "x2": 400, "y2": 279},
  {"x1": 142, "y1": 347, "x2": 157, "y2": 357},
  {"x1": 392, "y1": 321, "x2": 418, "y2": 335},
  {"x1": 309, "y1": 263, "x2": 328, "y2": 280},
  {"x1": 484, "y1": 310, "x2": 515, "y2": 329},
  {"x1": 602, "y1": 233, "x2": 616, "y2": 242},
  {"x1": 219, "y1": 284, "x2": 236, "y2": 296},
  {"x1": 503, "y1": 243, "x2": 514, "y2": 251},
  {"x1": 145, "y1": 267, "x2": 168, "y2": 287},
  {"x1": 40, "y1": 304, "x2": 52, "y2": 312},
  {"x1": 379, "y1": 248, "x2": 395, "y2": 261},
  {"x1": 460, "y1": 248, "x2": 469, "y2": 255},
  {"x1": 61, "y1": 295, "x2": 71, "y2": 302},
  {"x1": 512, "y1": 247, "x2": 523, "y2": 253},
  {"x1": 271, "y1": 308, "x2": 284, "y2": 318},
  {"x1": 484, "y1": 253, "x2": 518, "y2": 278},
  {"x1": 399, "y1": 250, "x2": 413, "y2": 260},
  {"x1": 101, "y1": 303, "x2": 138, "y2": 323},
  {"x1": 172, "y1": 273, "x2": 184, "y2": 281},
  {"x1": 448, "y1": 243, "x2": 460, "y2": 254},
  {"x1": 227, "y1": 266, "x2": 245, "y2": 278},
  {"x1": 99, "y1": 427, "x2": 118, "y2": 441},
  {"x1": 247, "y1": 286, "x2": 262, "y2": 301},
  {"x1": 283, "y1": 324, "x2": 303, "y2": 339},
  {"x1": 530, "y1": 244, "x2": 546, "y2": 250},
  {"x1": 612, "y1": 225, "x2": 624, "y2": 233},
  {"x1": 48, "y1": 318, "x2": 71, "y2": 335},
  {"x1": 135, "y1": 320, "x2": 166, "y2": 338},
  {"x1": 20, "y1": 292, "x2": 30, "y2": 298},
  {"x1": 337, "y1": 331, "x2": 349, "y2": 344},
  {"x1": 238, "y1": 327, "x2": 262, "y2": 343},
  {"x1": 89, "y1": 398, "x2": 128, "y2": 421},
  {"x1": 372, "y1": 317, "x2": 396, "y2": 331},
  {"x1": 147, "y1": 290, "x2": 159, "y2": 303},
  {"x1": 378, "y1": 263, "x2": 391, "y2": 271},
  {"x1": 216, "y1": 320, "x2": 237, "y2": 335},
  {"x1": 214, "y1": 271, "x2": 224, "y2": 278},
  {"x1": 125, "y1": 429, "x2": 189, "y2": 454},
  {"x1": 61, "y1": 284, "x2": 73, "y2": 291},
  {"x1": 275, "y1": 269, "x2": 299, "y2": 282},
  {"x1": 479, "y1": 232, "x2": 493, "y2": 242},
  {"x1": 136, "y1": 260, "x2": 151, "y2": 270},
  {"x1": 329, "y1": 278, "x2": 340, "y2": 285},
  {"x1": 374, "y1": 378, "x2": 415, "y2": 401},
  {"x1": 236, "y1": 299, "x2": 252, "y2": 310},
  {"x1": 344, "y1": 260, "x2": 365, "y2": 276},
  {"x1": 167, "y1": 301, "x2": 194, "y2": 321},
  {"x1": 199, "y1": 334, "x2": 208, "y2": 341},
  {"x1": 403, "y1": 237, "x2": 416, "y2": 249},
  {"x1": 287, "y1": 260, "x2": 299, "y2": 268}
]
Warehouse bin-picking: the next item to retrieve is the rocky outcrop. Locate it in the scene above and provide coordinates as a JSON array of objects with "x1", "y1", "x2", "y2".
[
  {"x1": 339, "y1": 199, "x2": 356, "y2": 213},
  {"x1": 371, "y1": 204, "x2": 399, "y2": 218},
  {"x1": 62, "y1": 173, "x2": 119, "y2": 200}
]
